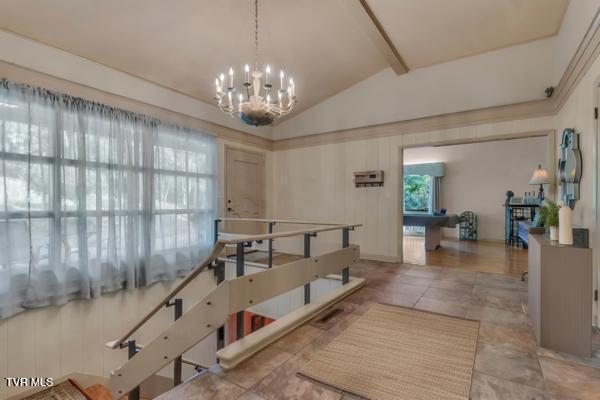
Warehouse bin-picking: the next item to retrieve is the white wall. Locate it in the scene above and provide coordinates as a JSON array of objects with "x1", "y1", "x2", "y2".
[
  {"x1": 0, "y1": 32, "x2": 275, "y2": 399},
  {"x1": 553, "y1": 0, "x2": 600, "y2": 83},
  {"x1": 553, "y1": 35, "x2": 600, "y2": 326},
  {"x1": 273, "y1": 116, "x2": 556, "y2": 260},
  {"x1": 275, "y1": 0, "x2": 600, "y2": 139},
  {"x1": 404, "y1": 137, "x2": 550, "y2": 241},
  {"x1": 271, "y1": 0, "x2": 600, "y2": 320},
  {"x1": 0, "y1": 29, "x2": 272, "y2": 139},
  {"x1": 1, "y1": 2, "x2": 599, "y2": 393},
  {"x1": 274, "y1": 37, "x2": 556, "y2": 138},
  {"x1": 554, "y1": 46, "x2": 600, "y2": 231}
]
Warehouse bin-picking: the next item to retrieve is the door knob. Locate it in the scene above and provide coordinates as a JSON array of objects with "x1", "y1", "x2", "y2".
[{"x1": 228, "y1": 207, "x2": 233, "y2": 211}]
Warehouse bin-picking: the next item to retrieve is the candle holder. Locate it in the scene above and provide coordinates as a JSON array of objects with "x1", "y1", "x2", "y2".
[{"x1": 213, "y1": 0, "x2": 296, "y2": 126}]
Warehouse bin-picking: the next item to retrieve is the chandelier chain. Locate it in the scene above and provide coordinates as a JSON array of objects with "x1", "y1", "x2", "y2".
[{"x1": 254, "y1": 0, "x2": 259, "y2": 56}]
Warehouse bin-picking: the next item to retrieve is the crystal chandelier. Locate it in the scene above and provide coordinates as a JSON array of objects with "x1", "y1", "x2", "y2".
[{"x1": 214, "y1": 0, "x2": 296, "y2": 126}]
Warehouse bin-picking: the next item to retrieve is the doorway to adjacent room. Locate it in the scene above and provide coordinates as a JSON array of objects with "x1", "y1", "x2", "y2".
[{"x1": 400, "y1": 132, "x2": 553, "y2": 276}]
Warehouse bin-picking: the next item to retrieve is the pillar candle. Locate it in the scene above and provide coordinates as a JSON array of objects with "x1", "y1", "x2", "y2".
[{"x1": 559, "y1": 204, "x2": 573, "y2": 245}]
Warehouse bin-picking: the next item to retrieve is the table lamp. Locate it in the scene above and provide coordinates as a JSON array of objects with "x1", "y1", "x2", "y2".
[{"x1": 529, "y1": 165, "x2": 551, "y2": 202}]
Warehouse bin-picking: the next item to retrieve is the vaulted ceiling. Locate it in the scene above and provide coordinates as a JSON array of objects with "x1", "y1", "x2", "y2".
[
  {"x1": 368, "y1": 0, "x2": 569, "y2": 69},
  {"x1": 0, "y1": 0, "x2": 569, "y2": 116}
]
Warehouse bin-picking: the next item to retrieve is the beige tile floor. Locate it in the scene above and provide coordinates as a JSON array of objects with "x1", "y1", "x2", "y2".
[{"x1": 157, "y1": 261, "x2": 600, "y2": 400}]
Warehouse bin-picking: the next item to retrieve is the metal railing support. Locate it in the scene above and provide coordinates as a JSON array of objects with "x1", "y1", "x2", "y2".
[
  {"x1": 107, "y1": 221, "x2": 363, "y2": 397},
  {"x1": 214, "y1": 219, "x2": 225, "y2": 349},
  {"x1": 166, "y1": 299, "x2": 183, "y2": 386},
  {"x1": 215, "y1": 260, "x2": 226, "y2": 349},
  {"x1": 236, "y1": 242, "x2": 245, "y2": 340},
  {"x1": 214, "y1": 219, "x2": 220, "y2": 244},
  {"x1": 127, "y1": 340, "x2": 140, "y2": 400},
  {"x1": 268, "y1": 221, "x2": 275, "y2": 268},
  {"x1": 342, "y1": 227, "x2": 350, "y2": 284},
  {"x1": 303, "y1": 233, "x2": 316, "y2": 304}
]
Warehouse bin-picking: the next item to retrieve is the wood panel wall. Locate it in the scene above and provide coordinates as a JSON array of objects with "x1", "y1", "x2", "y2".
[{"x1": 273, "y1": 117, "x2": 556, "y2": 260}]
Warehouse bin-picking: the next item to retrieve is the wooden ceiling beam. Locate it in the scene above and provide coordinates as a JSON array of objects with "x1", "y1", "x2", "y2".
[{"x1": 346, "y1": 0, "x2": 409, "y2": 75}]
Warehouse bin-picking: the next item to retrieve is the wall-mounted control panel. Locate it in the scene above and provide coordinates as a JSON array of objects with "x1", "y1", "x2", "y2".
[{"x1": 353, "y1": 170, "x2": 384, "y2": 187}]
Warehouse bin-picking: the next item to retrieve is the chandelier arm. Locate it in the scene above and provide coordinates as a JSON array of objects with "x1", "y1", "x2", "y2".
[{"x1": 213, "y1": 0, "x2": 297, "y2": 126}]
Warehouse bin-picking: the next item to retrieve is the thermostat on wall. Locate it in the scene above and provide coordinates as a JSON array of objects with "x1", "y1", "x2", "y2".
[{"x1": 354, "y1": 170, "x2": 384, "y2": 187}]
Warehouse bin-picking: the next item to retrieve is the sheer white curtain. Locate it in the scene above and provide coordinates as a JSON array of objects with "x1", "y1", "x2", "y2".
[
  {"x1": 429, "y1": 176, "x2": 442, "y2": 213},
  {"x1": 0, "y1": 79, "x2": 217, "y2": 319}
]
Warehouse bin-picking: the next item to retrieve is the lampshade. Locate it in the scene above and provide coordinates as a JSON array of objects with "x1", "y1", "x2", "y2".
[{"x1": 529, "y1": 165, "x2": 551, "y2": 185}]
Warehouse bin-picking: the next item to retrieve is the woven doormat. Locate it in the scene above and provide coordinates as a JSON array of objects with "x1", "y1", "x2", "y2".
[{"x1": 299, "y1": 304, "x2": 479, "y2": 400}]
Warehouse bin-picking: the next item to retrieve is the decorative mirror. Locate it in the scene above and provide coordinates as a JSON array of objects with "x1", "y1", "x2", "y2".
[{"x1": 557, "y1": 128, "x2": 582, "y2": 208}]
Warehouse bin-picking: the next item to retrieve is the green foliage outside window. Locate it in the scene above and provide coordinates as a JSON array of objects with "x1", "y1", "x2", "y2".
[{"x1": 404, "y1": 174, "x2": 430, "y2": 211}]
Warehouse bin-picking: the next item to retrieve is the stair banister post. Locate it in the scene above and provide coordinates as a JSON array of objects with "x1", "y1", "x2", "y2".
[
  {"x1": 303, "y1": 233, "x2": 311, "y2": 304},
  {"x1": 127, "y1": 340, "x2": 140, "y2": 400},
  {"x1": 268, "y1": 221, "x2": 275, "y2": 268},
  {"x1": 214, "y1": 219, "x2": 220, "y2": 244},
  {"x1": 236, "y1": 242, "x2": 245, "y2": 340},
  {"x1": 216, "y1": 260, "x2": 226, "y2": 349},
  {"x1": 342, "y1": 227, "x2": 350, "y2": 284},
  {"x1": 166, "y1": 298, "x2": 184, "y2": 386},
  {"x1": 303, "y1": 232, "x2": 316, "y2": 304}
]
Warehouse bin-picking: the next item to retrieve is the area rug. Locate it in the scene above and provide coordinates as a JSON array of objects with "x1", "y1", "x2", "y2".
[{"x1": 298, "y1": 303, "x2": 479, "y2": 400}]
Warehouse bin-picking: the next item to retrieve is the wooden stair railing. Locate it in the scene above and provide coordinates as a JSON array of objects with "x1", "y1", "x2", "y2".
[
  {"x1": 108, "y1": 242, "x2": 227, "y2": 351},
  {"x1": 106, "y1": 222, "x2": 360, "y2": 400}
]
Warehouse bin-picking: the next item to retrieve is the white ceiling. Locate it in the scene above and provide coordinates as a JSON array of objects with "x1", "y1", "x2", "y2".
[
  {"x1": 0, "y1": 0, "x2": 569, "y2": 123},
  {"x1": 367, "y1": 0, "x2": 570, "y2": 69},
  {"x1": 0, "y1": 0, "x2": 388, "y2": 115}
]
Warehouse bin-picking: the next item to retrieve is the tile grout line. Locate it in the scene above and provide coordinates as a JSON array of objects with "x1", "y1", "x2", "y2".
[{"x1": 473, "y1": 371, "x2": 548, "y2": 395}]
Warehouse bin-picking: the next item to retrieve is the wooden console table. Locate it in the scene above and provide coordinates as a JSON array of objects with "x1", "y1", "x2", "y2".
[{"x1": 528, "y1": 233, "x2": 592, "y2": 357}]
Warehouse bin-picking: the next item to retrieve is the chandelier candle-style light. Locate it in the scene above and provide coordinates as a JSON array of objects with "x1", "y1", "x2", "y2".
[{"x1": 214, "y1": 0, "x2": 296, "y2": 126}]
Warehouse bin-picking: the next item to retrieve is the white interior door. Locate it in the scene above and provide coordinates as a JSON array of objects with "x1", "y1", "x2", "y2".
[{"x1": 225, "y1": 147, "x2": 266, "y2": 236}]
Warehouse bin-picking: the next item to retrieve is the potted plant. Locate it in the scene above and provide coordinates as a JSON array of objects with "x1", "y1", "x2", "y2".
[{"x1": 539, "y1": 200, "x2": 559, "y2": 240}]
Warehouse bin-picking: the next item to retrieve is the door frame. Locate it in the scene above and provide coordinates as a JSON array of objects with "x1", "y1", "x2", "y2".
[
  {"x1": 398, "y1": 129, "x2": 556, "y2": 263},
  {"x1": 593, "y1": 76, "x2": 600, "y2": 327},
  {"x1": 224, "y1": 144, "x2": 267, "y2": 222}
]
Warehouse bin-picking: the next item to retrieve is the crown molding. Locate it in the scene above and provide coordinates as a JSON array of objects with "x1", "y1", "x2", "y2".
[
  {"x1": 402, "y1": 129, "x2": 554, "y2": 149},
  {"x1": 273, "y1": 99, "x2": 554, "y2": 150},
  {"x1": 0, "y1": 60, "x2": 273, "y2": 151},
  {"x1": 273, "y1": 6, "x2": 600, "y2": 151},
  {"x1": 551, "y1": 8, "x2": 600, "y2": 112},
  {"x1": 2, "y1": 6, "x2": 599, "y2": 153}
]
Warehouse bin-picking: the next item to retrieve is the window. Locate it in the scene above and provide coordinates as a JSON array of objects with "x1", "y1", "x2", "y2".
[
  {"x1": 0, "y1": 80, "x2": 217, "y2": 319},
  {"x1": 404, "y1": 174, "x2": 431, "y2": 212}
]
